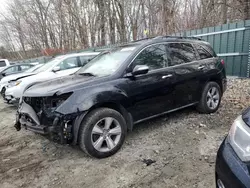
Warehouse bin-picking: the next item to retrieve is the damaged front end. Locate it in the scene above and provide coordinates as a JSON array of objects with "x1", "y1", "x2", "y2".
[{"x1": 15, "y1": 92, "x2": 79, "y2": 144}]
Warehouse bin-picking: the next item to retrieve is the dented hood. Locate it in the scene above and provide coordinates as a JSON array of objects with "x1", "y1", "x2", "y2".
[{"x1": 23, "y1": 74, "x2": 96, "y2": 97}]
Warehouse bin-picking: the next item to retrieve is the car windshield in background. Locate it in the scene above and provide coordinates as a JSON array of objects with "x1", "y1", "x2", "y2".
[
  {"x1": 32, "y1": 58, "x2": 61, "y2": 73},
  {"x1": 24, "y1": 64, "x2": 42, "y2": 73},
  {"x1": 77, "y1": 46, "x2": 138, "y2": 77}
]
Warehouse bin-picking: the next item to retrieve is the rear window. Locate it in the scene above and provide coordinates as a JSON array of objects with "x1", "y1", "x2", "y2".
[{"x1": 0, "y1": 61, "x2": 6, "y2": 67}]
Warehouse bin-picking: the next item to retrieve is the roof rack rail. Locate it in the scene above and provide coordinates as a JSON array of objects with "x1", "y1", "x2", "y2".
[{"x1": 154, "y1": 35, "x2": 203, "y2": 41}]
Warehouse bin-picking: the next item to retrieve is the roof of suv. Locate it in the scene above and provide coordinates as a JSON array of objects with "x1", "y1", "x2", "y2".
[{"x1": 118, "y1": 36, "x2": 210, "y2": 49}]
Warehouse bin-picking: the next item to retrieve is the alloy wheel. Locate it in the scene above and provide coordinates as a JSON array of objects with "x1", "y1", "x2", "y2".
[
  {"x1": 91, "y1": 117, "x2": 122, "y2": 152},
  {"x1": 206, "y1": 87, "x2": 220, "y2": 110}
]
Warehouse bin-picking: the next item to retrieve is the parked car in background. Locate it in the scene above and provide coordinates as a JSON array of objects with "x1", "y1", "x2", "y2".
[
  {"x1": 15, "y1": 36, "x2": 227, "y2": 158},
  {"x1": 30, "y1": 62, "x2": 40, "y2": 65},
  {"x1": 216, "y1": 108, "x2": 250, "y2": 188},
  {"x1": 0, "y1": 64, "x2": 43, "y2": 98},
  {"x1": 5, "y1": 52, "x2": 99, "y2": 103},
  {"x1": 0, "y1": 59, "x2": 11, "y2": 71},
  {"x1": 0, "y1": 63, "x2": 34, "y2": 80}
]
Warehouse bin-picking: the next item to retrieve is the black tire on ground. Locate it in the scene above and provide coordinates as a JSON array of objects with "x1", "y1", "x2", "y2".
[
  {"x1": 196, "y1": 81, "x2": 222, "y2": 114},
  {"x1": 78, "y1": 108, "x2": 127, "y2": 158},
  {"x1": 1, "y1": 87, "x2": 6, "y2": 98}
]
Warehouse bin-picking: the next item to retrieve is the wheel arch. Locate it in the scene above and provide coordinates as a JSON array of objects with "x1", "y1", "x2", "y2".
[
  {"x1": 72, "y1": 101, "x2": 133, "y2": 145},
  {"x1": 88, "y1": 102, "x2": 133, "y2": 131},
  {"x1": 206, "y1": 73, "x2": 224, "y2": 93}
]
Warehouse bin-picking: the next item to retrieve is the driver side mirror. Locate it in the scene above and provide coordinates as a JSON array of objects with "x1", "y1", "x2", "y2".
[
  {"x1": 52, "y1": 66, "x2": 61, "y2": 72},
  {"x1": 132, "y1": 65, "x2": 149, "y2": 76},
  {"x1": 1, "y1": 73, "x2": 6, "y2": 77}
]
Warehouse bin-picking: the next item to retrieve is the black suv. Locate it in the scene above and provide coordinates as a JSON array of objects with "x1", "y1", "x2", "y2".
[{"x1": 15, "y1": 36, "x2": 227, "y2": 158}]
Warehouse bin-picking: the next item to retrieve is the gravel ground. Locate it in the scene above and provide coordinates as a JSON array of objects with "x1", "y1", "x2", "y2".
[{"x1": 1, "y1": 78, "x2": 250, "y2": 188}]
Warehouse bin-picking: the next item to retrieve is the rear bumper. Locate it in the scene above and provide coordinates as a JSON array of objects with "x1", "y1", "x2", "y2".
[{"x1": 215, "y1": 138, "x2": 250, "y2": 188}]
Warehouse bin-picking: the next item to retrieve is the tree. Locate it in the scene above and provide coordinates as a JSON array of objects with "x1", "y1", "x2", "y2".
[{"x1": 1, "y1": 0, "x2": 250, "y2": 60}]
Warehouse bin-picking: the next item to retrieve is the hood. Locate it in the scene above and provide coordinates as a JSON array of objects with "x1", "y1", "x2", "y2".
[
  {"x1": 1, "y1": 72, "x2": 35, "y2": 83},
  {"x1": 242, "y1": 107, "x2": 250, "y2": 127},
  {"x1": 24, "y1": 74, "x2": 96, "y2": 97}
]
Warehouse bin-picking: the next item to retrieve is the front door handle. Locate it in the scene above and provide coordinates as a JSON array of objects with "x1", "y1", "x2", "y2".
[
  {"x1": 162, "y1": 74, "x2": 173, "y2": 79},
  {"x1": 198, "y1": 65, "x2": 205, "y2": 70}
]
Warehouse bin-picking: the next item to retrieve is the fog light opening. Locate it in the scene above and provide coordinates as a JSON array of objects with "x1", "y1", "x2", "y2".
[{"x1": 217, "y1": 179, "x2": 225, "y2": 188}]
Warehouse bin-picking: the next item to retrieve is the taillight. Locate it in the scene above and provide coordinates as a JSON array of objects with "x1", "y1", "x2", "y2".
[{"x1": 221, "y1": 59, "x2": 225, "y2": 65}]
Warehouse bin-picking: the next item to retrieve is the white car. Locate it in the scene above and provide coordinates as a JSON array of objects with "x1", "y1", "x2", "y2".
[
  {"x1": 0, "y1": 59, "x2": 11, "y2": 71},
  {"x1": 4, "y1": 52, "x2": 99, "y2": 103},
  {"x1": 0, "y1": 64, "x2": 43, "y2": 96}
]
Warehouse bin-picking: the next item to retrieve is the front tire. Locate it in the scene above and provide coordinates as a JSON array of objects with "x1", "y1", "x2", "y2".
[
  {"x1": 197, "y1": 82, "x2": 222, "y2": 114},
  {"x1": 78, "y1": 108, "x2": 127, "y2": 158}
]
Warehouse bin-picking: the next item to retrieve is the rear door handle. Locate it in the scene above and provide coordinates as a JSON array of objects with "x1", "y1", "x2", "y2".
[
  {"x1": 162, "y1": 74, "x2": 173, "y2": 79},
  {"x1": 198, "y1": 65, "x2": 205, "y2": 70}
]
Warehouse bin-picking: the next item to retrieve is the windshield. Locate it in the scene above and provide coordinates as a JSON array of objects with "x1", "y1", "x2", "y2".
[
  {"x1": 24, "y1": 64, "x2": 42, "y2": 73},
  {"x1": 77, "y1": 46, "x2": 137, "y2": 77},
  {"x1": 31, "y1": 57, "x2": 62, "y2": 73}
]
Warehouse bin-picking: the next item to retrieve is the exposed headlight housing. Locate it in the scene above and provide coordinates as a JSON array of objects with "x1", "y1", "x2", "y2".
[{"x1": 228, "y1": 115, "x2": 250, "y2": 162}]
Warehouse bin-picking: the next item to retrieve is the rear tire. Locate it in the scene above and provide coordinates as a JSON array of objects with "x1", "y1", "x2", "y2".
[
  {"x1": 78, "y1": 108, "x2": 127, "y2": 158},
  {"x1": 197, "y1": 82, "x2": 222, "y2": 114}
]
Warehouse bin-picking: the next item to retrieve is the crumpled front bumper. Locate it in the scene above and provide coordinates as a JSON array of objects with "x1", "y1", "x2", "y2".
[
  {"x1": 15, "y1": 102, "x2": 50, "y2": 134},
  {"x1": 15, "y1": 101, "x2": 83, "y2": 144}
]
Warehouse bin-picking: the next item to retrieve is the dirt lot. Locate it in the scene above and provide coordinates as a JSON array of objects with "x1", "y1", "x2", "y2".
[{"x1": 1, "y1": 78, "x2": 250, "y2": 188}]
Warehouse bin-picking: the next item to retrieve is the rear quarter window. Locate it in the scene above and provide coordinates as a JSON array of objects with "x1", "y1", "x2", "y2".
[
  {"x1": 195, "y1": 44, "x2": 213, "y2": 59},
  {"x1": 200, "y1": 43, "x2": 217, "y2": 57}
]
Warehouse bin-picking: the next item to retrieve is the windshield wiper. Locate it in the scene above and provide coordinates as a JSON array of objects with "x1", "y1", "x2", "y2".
[{"x1": 78, "y1": 72, "x2": 96, "y2": 77}]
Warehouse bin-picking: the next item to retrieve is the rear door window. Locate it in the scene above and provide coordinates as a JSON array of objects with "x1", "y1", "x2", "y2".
[
  {"x1": 195, "y1": 44, "x2": 213, "y2": 59},
  {"x1": 166, "y1": 43, "x2": 196, "y2": 66},
  {"x1": 133, "y1": 44, "x2": 168, "y2": 71},
  {"x1": 0, "y1": 61, "x2": 6, "y2": 67}
]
